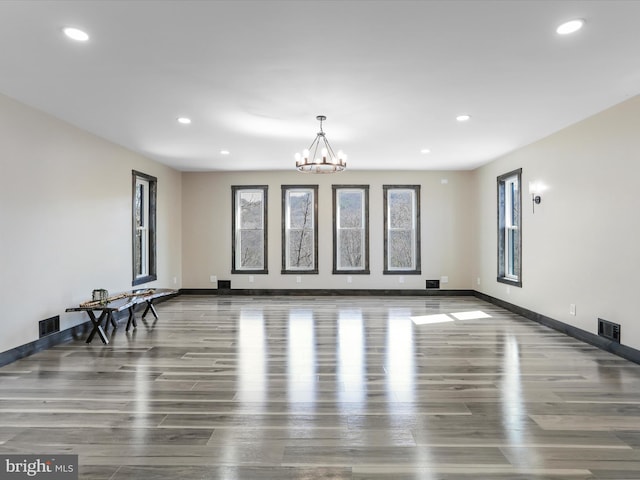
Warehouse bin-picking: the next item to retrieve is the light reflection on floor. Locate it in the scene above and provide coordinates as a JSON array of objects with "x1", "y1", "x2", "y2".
[
  {"x1": 338, "y1": 309, "x2": 365, "y2": 404},
  {"x1": 287, "y1": 309, "x2": 316, "y2": 404},
  {"x1": 238, "y1": 308, "x2": 266, "y2": 404},
  {"x1": 386, "y1": 308, "x2": 415, "y2": 403}
]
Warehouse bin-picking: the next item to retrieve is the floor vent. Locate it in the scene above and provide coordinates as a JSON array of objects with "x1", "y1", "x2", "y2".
[
  {"x1": 39, "y1": 315, "x2": 60, "y2": 338},
  {"x1": 598, "y1": 318, "x2": 620, "y2": 342},
  {"x1": 425, "y1": 280, "x2": 440, "y2": 289}
]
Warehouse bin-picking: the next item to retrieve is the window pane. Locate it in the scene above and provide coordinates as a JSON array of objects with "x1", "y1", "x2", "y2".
[
  {"x1": 289, "y1": 191, "x2": 313, "y2": 229},
  {"x1": 389, "y1": 230, "x2": 414, "y2": 269},
  {"x1": 288, "y1": 230, "x2": 314, "y2": 268},
  {"x1": 389, "y1": 190, "x2": 413, "y2": 229},
  {"x1": 134, "y1": 184, "x2": 143, "y2": 277},
  {"x1": 339, "y1": 229, "x2": 363, "y2": 269},
  {"x1": 512, "y1": 228, "x2": 520, "y2": 276},
  {"x1": 508, "y1": 229, "x2": 516, "y2": 276},
  {"x1": 338, "y1": 191, "x2": 363, "y2": 228},
  {"x1": 510, "y1": 181, "x2": 519, "y2": 228},
  {"x1": 239, "y1": 192, "x2": 263, "y2": 229},
  {"x1": 240, "y1": 230, "x2": 264, "y2": 269}
]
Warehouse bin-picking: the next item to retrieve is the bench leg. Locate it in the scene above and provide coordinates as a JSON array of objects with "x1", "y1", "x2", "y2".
[
  {"x1": 86, "y1": 310, "x2": 110, "y2": 344},
  {"x1": 142, "y1": 300, "x2": 159, "y2": 319},
  {"x1": 126, "y1": 306, "x2": 137, "y2": 331}
]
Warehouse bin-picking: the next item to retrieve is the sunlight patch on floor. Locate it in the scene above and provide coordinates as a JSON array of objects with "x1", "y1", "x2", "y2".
[
  {"x1": 450, "y1": 310, "x2": 492, "y2": 320},
  {"x1": 411, "y1": 310, "x2": 491, "y2": 325},
  {"x1": 410, "y1": 314, "x2": 454, "y2": 325}
]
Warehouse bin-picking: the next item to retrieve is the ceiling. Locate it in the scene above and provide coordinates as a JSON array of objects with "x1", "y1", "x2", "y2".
[{"x1": 0, "y1": 1, "x2": 638, "y2": 172}]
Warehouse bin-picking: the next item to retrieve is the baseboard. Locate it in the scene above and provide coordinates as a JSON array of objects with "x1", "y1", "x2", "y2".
[
  {"x1": 474, "y1": 291, "x2": 640, "y2": 365},
  {"x1": 179, "y1": 288, "x2": 475, "y2": 296},
  {"x1": 0, "y1": 321, "x2": 92, "y2": 368}
]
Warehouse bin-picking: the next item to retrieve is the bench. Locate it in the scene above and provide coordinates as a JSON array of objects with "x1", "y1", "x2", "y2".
[{"x1": 66, "y1": 288, "x2": 176, "y2": 344}]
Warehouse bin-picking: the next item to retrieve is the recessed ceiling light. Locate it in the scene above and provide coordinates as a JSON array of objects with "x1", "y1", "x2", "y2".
[
  {"x1": 456, "y1": 114, "x2": 471, "y2": 122},
  {"x1": 177, "y1": 117, "x2": 192, "y2": 125},
  {"x1": 420, "y1": 149, "x2": 431, "y2": 154},
  {"x1": 62, "y1": 27, "x2": 89, "y2": 42},
  {"x1": 220, "y1": 150, "x2": 230, "y2": 155},
  {"x1": 556, "y1": 19, "x2": 584, "y2": 35}
]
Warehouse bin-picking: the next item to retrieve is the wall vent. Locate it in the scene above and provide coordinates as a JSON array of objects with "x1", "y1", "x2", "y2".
[
  {"x1": 218, "y1": 280, "x2": 231, "y2": 289},
  {"x1": 425, "y1": 279, "x2": 440, "y2": 289},
  {"x1": 39, "y1": 316, "x2": 60, "y2": 338},
  {"x1": 598, "y1": 318, "x2": 620, "y2": 343}
]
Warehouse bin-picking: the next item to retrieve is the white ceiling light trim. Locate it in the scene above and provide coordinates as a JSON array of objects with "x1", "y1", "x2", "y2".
[
  {"x1": 62, "y1": 27, "x2": 89, "y2": 42},
  {"x1": 177, "y1": 117, "x2": 192, "y2": 125},
  {"x1": 556, "y1": 19, "x2": 584, "y2": 35},
  {"x1": 456, "y1": 114, "x2": 471, "y2": 122}
]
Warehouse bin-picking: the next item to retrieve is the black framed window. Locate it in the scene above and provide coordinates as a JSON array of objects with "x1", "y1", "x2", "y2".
[
  {"x1": 282, "y1": 185, "x2": 318, "y2": 274},
  {"x1": 132, "y1": 170, "x2": 157, "y2": 286},
  {"x1": 383, "y1": 185, "x2": 421, "y2": 275},
  {"x1": 232, "y1": 185, "x2": 268, "y2": 274},
  {"x1": 332, "y1": 185, "x2": 369, "y2": 274},
  {"x1": 497, "y1": 169, "x2": 522, "y2": 286}
]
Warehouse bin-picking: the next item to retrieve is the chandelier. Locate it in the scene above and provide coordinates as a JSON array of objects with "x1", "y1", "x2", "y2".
[{"x1": 295, "y1": 115, "x2": 347, "y2": 173}]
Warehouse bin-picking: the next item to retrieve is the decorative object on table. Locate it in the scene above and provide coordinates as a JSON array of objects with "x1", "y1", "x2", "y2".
[
  {"x1": 92, "y1": 289, "x2": 109, "y2": 305},
  {"x1": 295, "y1": 115, "x2": 347, "y2": 173}
]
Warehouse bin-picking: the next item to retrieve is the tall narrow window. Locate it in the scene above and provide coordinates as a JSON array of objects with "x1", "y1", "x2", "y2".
[
  {"x1": 333, "y1": 185, "x2": 369, "y2": 274},
  {"x1": 132, "y1": 170, "x2": 157, "y2": 286},
  {"x1": 384, "y1": 185, "x2": 421, "y2": 274},
  {"x1": 232, "y1": 186, "x2": 268, "y2": 274},
  {"x1": 282, "y1": 185, "x2": 318, "y2": 274},
  {"x1": 497, "y1": 169, "x2": 522, "y2": 286}
]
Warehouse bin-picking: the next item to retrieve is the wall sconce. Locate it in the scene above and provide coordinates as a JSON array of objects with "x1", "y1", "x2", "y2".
[{"x1": 529, "y1": 181, "x2": 544, "y2": 213}]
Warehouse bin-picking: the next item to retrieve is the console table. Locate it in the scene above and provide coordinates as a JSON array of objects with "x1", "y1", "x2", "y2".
[{"x1": 66, "y1": 288, "x2": 176, "y2": 344}]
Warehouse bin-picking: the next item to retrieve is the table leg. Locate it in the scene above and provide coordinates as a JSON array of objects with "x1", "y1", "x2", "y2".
[{"x1": 86, "y1": 310, "x2": 110, "y2": 344}]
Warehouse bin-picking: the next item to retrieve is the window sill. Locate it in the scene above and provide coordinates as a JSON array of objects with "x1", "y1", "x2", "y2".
[
  {"x1": 132, "y1": 274, "x2": 157, "y2": 286},
  {"x1": 497, "y1": 276, "x2": 522, "y2": 288},
  {"x1": 383, "y1": 270, "x2": 422, "y2": 275}
]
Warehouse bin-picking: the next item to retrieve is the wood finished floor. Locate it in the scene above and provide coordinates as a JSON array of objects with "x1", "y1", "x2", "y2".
[{"x1": 2, "y1": 295, "x2": 640, "y2": 479}]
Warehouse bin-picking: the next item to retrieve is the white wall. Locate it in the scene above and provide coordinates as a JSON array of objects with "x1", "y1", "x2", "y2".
[
  {"x1": 474, "y1": 95, "x2": 640, "y2": 350},
  {"x1": 182, "y1": 170, "x2": 475, "y2": 291},
  {"x1": 0, "y1": 93, "x2": 182, "y2": 354}
]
